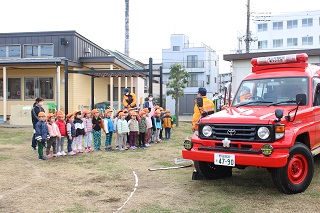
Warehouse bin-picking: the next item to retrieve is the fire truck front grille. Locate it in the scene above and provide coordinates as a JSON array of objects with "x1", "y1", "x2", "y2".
[
  {"x1": 199, "y1": 124, "x2": 273, "y2": 142},
  {"x1": 211, "y1": 125, "x2": 256, "y2": 141}
]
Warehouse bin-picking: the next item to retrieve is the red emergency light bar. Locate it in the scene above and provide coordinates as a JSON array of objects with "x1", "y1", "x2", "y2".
[{"x1": 251, "y1": 53, "x2": 308, "y2": 66}]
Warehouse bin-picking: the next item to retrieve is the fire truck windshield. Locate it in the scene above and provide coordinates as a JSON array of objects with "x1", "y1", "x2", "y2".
[{"x1": 232, "y1": 77, "x2": 308, "y2": 106}]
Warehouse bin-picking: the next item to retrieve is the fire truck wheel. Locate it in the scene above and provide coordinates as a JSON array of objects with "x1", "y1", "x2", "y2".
[
  {"x1": 194, "y1": 161, "x2": 232, "y2": 179},
  {"x1": 271, "y1": 142, "x2": 314, "y2": 194}
]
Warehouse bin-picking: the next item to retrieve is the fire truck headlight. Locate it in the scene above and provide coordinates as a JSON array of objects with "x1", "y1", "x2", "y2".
[
  {"x1": 261, "y1": 144, "x2": 273, "y2": 156},
  {"x1": 202, "y1": 125, "x2": 213, "y2": 137},
  {"x1": 257, "y1": 127, "x2": 270, "y2": 139}
]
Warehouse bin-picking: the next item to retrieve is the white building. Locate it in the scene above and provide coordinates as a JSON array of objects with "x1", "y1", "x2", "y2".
[
  {"x1": 162, "y1": 34, "x2": 219, "y2": 115},
  {"x1": 252, "y1": 10, "x2": 320, "y2": 52}
]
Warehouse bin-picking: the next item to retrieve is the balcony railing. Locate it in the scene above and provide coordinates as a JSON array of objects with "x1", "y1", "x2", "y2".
[
  {"x1": 164, "y1": 80, "x2": 204, "y2": 88},
  {"x1": 163, "y1": 61, "x2": 206, "y2": 69}
]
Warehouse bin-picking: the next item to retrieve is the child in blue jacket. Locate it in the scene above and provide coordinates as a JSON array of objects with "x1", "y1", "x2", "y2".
[
  {"x1": 103, "y1": 109, "x2": 114, "y2": 151},
  {"x1": 35, "y1": 112, "x2": 50, "y2": 160}
]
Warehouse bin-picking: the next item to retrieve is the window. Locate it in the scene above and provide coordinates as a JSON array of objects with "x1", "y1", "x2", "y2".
[
  {"x1": 273, "y1": 21, "x2": 283, "y2": 30},
  {"x1": 173, "y1": 46, "x2": 180, "y2": 51},
  {"x1": 287, "y1": 38, "x2": 298, "y2": 47},
  {"x1": 273, "y1": 39, "x2": 283, "y2": 48},
  {"x1": 0, "y1": 78, "x2": 21, "y2": 100},
  {"x1": 187, "y1": 55, "x2": 198, "y2": 68},
  {"x1": 302, "y1": 36, "x2": 313, "y2": 45},
  {"x1": 24, "y1": 44, "x2": 53, "y2": 57},
  {"x1": 188, "y1": 74, "x2": 198, "y2": 87},
  {"x1": 302, "y1": 18, "x2": 313, "y2": 27},
  {"x1": 258, "y1": 40, "x2": 268, "y2": 49},
  {"x1": 25, "y1": 77, "x2": 54, "y2": 100},
  {"x1": 258, "y1": 23, "x2": 268, "y2": 32},
  {"x1": 287, "y1": 20, "x2": 298, "y2": 29},
  {"x1": 0, "y1": 45, "x2": 21, "y2": 58}
]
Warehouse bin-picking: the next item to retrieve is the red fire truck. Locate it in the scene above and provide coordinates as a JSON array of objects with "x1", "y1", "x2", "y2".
[{"x1": 182, "y1": 53, "x2": 320, "y2": 194}]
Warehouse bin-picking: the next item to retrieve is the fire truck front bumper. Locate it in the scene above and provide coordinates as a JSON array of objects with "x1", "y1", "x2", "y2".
[{"x1": 182, "y1": 147, "x2": 289, "y2": 168}]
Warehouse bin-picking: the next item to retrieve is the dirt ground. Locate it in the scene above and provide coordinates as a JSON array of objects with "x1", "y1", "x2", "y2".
[{"x1": 0, "y1": 123, "x2": 320, "y2": 213}]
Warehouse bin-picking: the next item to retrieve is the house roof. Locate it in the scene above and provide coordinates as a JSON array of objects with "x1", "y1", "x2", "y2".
[
  {"x1": 108, "y1": 50, "x2": 145, "y2": 70},
  {"x1": 223, "y1": 48, "x2": 320, "y2": 61},
  {"x1": 0, "y1": 57, "x2": 65, "y2": 64}
]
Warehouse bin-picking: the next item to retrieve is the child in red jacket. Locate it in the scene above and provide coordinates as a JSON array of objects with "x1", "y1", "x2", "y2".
[{"x1": 56, "y1": 110, "x2": 67, "y2": 156}]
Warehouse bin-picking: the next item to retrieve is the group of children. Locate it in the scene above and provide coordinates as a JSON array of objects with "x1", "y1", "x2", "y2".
[{"x1": 34, "y1": 105, "x2": 174, "y2": 160}]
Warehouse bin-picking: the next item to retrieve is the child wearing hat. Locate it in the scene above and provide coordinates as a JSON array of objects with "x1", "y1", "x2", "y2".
[
  {"x1": 113, "y1": 110, "x2": 122, "y2": 149},
  {"x1": 117, "y1": 112, "x2": 130, "y2": 150},
  {"x1": 152, "y1": 110, "x2": 162, "y2": 143},
  {"x1": 82, "y1": 110, "x2": 93, "y2": 152},
  {"x1": 46, "y1": 113, "x2": 61, "y2": 158},
  {"x1": 73, "y1": 111, "x2": 85, "y2": 153},
  {"x1": 56, "y1": 110, "x2": 67, "y2": 156},
  {"x1": 138, "y1": 111, "x2": 147, "y2": 148},
  {"x1": 128, "y1": 112, "x2": 139, "y2": 150},
  {"x1": 35, "y1": 112, "x2": 50, "y2": 160},
  {"x1": 92, "y1": 109, "x2": 104, "y2": 151},
  {"x1": 162, "y1": 109, "x2": 174, "y2": 140},
  {"x1": 66, "y1": 113, "x2": 76, "y2": 156},
  {"x1": 144, "y1": 108, "x2": 153, "y2": 147},
  {"x1": 103, "y1": 109, "x2": 114, "y2": 151}
]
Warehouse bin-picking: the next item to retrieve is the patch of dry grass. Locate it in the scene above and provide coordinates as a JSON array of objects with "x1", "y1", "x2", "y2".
[{"x1": 0, "y1": 123, "x2": 320, "y2": 213}]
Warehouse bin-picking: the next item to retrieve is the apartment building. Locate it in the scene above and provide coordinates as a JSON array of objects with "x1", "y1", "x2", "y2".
[{"x1": 162, "y1": 34, "x2": 219, "y2": 115}]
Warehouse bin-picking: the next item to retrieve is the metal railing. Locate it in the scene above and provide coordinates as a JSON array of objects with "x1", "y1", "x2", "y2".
[
  {"x1": 163, "y1": 61, "x2": 206, "y2": 69},
  {"x1": 164, "y1": 80, "x2": 204, "y2": 88}
]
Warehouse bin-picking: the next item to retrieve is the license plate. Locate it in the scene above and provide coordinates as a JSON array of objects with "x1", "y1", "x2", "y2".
[{"x1": 214, "y1": 153, "x2": 235, "y2": 167}]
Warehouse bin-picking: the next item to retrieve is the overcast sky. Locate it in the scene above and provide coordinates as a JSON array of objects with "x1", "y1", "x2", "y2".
[{"x1": 1, "y1": 0, "x2": 319, "y2": 72}]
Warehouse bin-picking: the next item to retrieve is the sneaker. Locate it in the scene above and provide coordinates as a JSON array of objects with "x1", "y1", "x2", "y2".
[
  {"x1": 119, "y1": 148, "x2": 125, "y2": 151},
  {"x1": 85, "y1": 148, "x2": 90, "y2": 153},
  {"x1": 125, "y1": 147, "x2": 128, "y2": 150},
  {"x1": 141, "y1": 145, "x2": 147, "y2": 148},
  {"x1": 74, "y1": 150, "x2": 79, "y2": 153},
  {"x1": 38, "y1": 156, "x2": 46, "y2": 160},
  {"x1": 57, "y1": 152, "x2": 62, "y2": 156},
  {"x1": 68, "y1": 151, "x2": 76, "y2": 156},
  {"x1": 46, "y1": 154, "x2": 52, "y2": 159},
  {"x1": 115, "y1": 146, "x2": 119, "y2": 150},
  {"x1": 61, "y1": 151, "x2": 67, "y2": 156},
  {"x1": 89, "y1": 147, "x2": 94, "y2": 152},
  {"x1": 53, "y1": 154, "x2": 57, "y2": 157},
  {"x1": 130, "y1": 146, "x2": 136, "y2": 150},
  {"x1": 32, "y1": 147, "x2": 37, "y2": 151},
  {"x1": 78, "y1": 149, "x2": 83, "y2": 153},
  {"x1": 145, "y1": 143, "x2": 151, "y2": 147}
]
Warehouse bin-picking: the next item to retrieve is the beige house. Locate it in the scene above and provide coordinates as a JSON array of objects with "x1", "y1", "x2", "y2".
[{"x1": 0, "y1": 31, "x2": 156, "y2": 124}]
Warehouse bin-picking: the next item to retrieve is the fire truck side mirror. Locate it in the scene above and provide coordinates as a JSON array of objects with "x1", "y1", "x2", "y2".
[
  {"x1": 296, "y1": 94, "x2": 307, "y2": 106},
  {"x1": 275, "y1": 109, "x2": 283, "y2": 122}
]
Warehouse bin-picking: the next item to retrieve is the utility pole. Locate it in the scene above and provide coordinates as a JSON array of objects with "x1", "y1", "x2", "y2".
[
  {"x1": 125, "y1": 0, "x2": 129, "y2": 56},
  {"x1": 245, "y1": 0, "x2": 250, "y2": 53}
]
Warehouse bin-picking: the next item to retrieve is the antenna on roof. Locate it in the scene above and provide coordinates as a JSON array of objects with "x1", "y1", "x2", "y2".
[{"x1": 125, "y1": 0, "x2": 129, "y2": 56}]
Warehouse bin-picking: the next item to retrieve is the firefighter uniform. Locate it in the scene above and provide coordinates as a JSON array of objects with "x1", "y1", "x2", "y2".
[{"x1": 192, "y1": 95, "x2": 215, "y2": 131}]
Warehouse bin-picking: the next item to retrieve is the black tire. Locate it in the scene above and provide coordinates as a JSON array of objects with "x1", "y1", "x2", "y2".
[
  {"x1": 271, "y1": 142, "x2": 314, "y2": 194},
  {"x1": 194, "y1": 161, "x2": 232, "y2": 179}
]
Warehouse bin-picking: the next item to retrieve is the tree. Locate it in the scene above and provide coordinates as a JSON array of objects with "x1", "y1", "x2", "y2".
[{"x1": 166, "y1": 63, "x2": 190, "y2": 127}]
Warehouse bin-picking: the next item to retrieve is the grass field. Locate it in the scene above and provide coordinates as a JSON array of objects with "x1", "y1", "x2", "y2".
[{"x1": 0, "y1": 122, "x2": 320, "y2": 213}]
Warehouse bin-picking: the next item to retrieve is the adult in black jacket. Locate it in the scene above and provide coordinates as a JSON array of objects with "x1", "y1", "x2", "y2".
[{"x1": 31, "y1": 97, "x2": 45, "y2": 150}]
